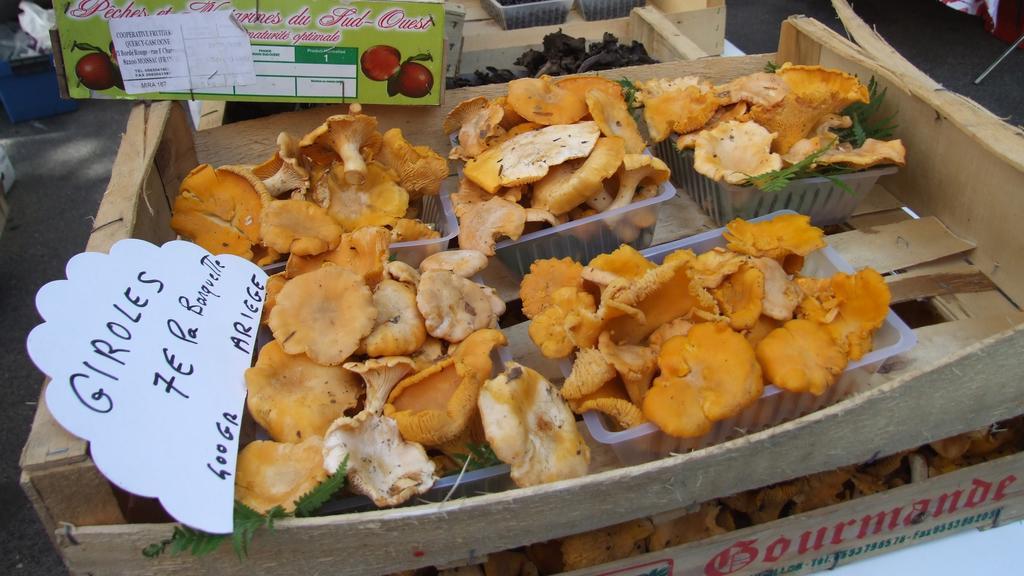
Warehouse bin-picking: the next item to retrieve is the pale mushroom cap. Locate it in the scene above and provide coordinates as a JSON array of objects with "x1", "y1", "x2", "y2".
[
  {"x1": 260, "y1": 199, "x2": 343, "y2": 256},
  {"x1": 235, "y1": 436, "x2": 327, "y2": 514},
  {"x1": 457, "y1": 197, "x2": 527, "y2": 256},
  {"x1": 322, "y1": 411, "x2": 436, "y2": 507},
  {"x1": 464, "y1": 122, "x2": 602, "y2": 193},
  {"x1": 693, "y1": 120, "x2": 784, "y2": 185},
  {"x1": 419, "y1": 249, "x2": 489, "y2": 278},
  {"x1": 364, "y1": 279, "x2": 428, "y2": 357},
  {"x1": 416, "y1": 270, "x2": 505, "y2": 343},
  {"x1": 268, "y1": 265, "x2": 377, "y2": 365},
  {"x1": 245, "y1": 340, "x2": 362, "y2": 442},
  {"x1": 478, "y1": 363, "x2": 590, "y2": 487}
]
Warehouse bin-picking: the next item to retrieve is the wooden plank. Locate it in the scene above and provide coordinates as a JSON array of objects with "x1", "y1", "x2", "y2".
[
  {"x1": 59, "y1": 326, "x2": 1024, "y2": 574},
  {"x1": 781, "y1": 16, "x2": 1024, "y2": 309},
  {"x1": 456, "y1": 0, "x2": 490, "y2": 22},
  {"x1": 649, "y1": 190, "x2": 715, "y2": 246},
  {"x1": 887, "y1": 270, "x2": 998, "y2": 304},
  {"x1": 197, "y1": 101, "x2": 226, "y2": 131},
  {"x1": 851, "y1": 185, "x2": 904, "y2": 216},
  {"x1": 873, "y1": 314, "x2": 1024, "y2": 385},
  {"x1": 195, "y1": 55, "x2": 772, "y2": 168},
  {"x1": 460, "y1": 5, "x2": 725, "y2": 61},
  {"x1": 560, "y1": 450, "x2": 1024, "y2": 576},
  {"x1": 847, "y1": 207, "x2": 911, "y2": 230},
  {"x1": 24, "y1": 461, "x2": 126, "y2": 529},
  {"x1": 828, "y1": 216, "x2": 974, "y2": 274},
  {"x1": 890, "y1": 258, "x2": 1019, "y2": 320},
  {"x1": 85, "y1": 102, "x2": 187, "y2": 253},
  {"x1": 651, "y1": 0, "x2": 714, "y2": 12},
  {"x1": 20, "y1": 380, "x2": 88, "y2": 471},
  {"x1": 630, "y1": 6, "x2": 709, "y2": 61}
]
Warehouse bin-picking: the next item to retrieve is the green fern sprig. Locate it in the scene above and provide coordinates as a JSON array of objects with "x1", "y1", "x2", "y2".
[
  {"x1": 450, "y1": 442, "x2": 502, "y2": 472},
  {"x1": 143, "y1": 458, "x2": 348, "y2": 560}
]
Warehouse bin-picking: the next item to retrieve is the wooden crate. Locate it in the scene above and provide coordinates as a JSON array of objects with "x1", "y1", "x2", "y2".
[
  {"x1": 20, "y1": 11, "x2": 1024, "y2": 575},
  {"x1": 456, "y1": 1, "x2": 725, "y2": 74}
]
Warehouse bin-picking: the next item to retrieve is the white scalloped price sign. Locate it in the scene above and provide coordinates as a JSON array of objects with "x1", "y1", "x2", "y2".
[{"x1": 27, "y1": 239, "x2": 267, "y2": 533}]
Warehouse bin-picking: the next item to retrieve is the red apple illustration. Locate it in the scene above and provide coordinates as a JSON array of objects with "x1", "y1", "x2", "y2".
[{"x1": 361, "y1": 45, "x2": 401, "y2": 82}]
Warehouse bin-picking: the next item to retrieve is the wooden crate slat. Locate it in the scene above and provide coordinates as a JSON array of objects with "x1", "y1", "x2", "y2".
[
  {"x1": 58, "y1": 325, "x2": 1024, "y2": 575},
  {"x1": 871, "y1": 313, "x2": 1024, "y2": 387},
  {"x1": 629, "y1": 6, "x2": 709, "y2": 61},
  {"x1": 828, "y1": 216, "x2": 974, "y2": 274},
  {"x1": 459, "y1": 5, "x2": 725, "y2": 70},
  {"x1": 558, "y1": 450, "x2": 1024, "y2": 576},
  {"x1": 887, "y1": 269, "x2": 998, "y2": 305},
  {"x1": 782, "y1": 16, "x2": 1024, "y2": 306},
  {"x1": 19, "y1": 380, "x2": 88, "y2": 472}
]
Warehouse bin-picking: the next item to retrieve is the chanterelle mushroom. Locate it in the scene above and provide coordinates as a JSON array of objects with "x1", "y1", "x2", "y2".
[
  {"x1": 457, "y1": 197, "x2": 527, "y2": 256},
  {"x1": 464, "y1": 121, "x2": 601, "y2": 193},
  {"x1": 748, "y1": 64, "x2": 869, "y2": 154},
  {"x1": 286, "y1": 226, "x2": 390, "y2": 287},
  {"x1": 586, "y1": 89, "x2": 646, "y2": 154},
  {"x1": 268, "y1": 266, "x2": 377, "y2": 365},
  {"x1": 170, "y1": 164, "x2": 265, "y2": 260},
  {"x1": 364, "y1": 279, "x2": 428, "y2": 357},
  {"x1": 260, "y1": 199, "x2": 343, "y2": 256},
  {"x1": 530, "y1": 136, "x2": 626, "y2": 216},
  {"x1": 343, "y1": 356, "x2": 417, "y2": 414},
  {"x1": 419, "y1": 249, "x2": 489, "y2": 278},
  {"x1": 607, "y1": 154, "x2": 670, "y2": 212},
  {"x1": 478, "y1": 363, "x2": 590, "y2": 487},
  {"x1": 642, "y1": 323, "x2": 764, "y2": 438},
  {"x1": 416, "y1": 270, "x2": 505, "y2": 343},
  {"x1": 376, "y1": 128, "x2": 449, "y2": 198},
  {"x1": 325, "y1": 162, "x2": 409, "y2": 232},
  {"x1": 506, "y1": 76, "x2": 588, "y2": 125},
  {"x1": 519, "y1": 257, "x2": 584, "y2": 319},
  {"x1": 446, "y1": 97, "x2": 506, "y2": 160},
  {"x1": 299, "y1": 108, "x2": 383, "y2": 184},
  {"x1": 756, "y1": 319, "x2": 848, "y2": 395},
  {"x1": 385, "y1": 328, "x2": 507, "y2": 447},
  {"x1": 321, "y1": 410, "x2": 436, "y2": 507},
  {"x1": 236, "y1": 436, "x2": 327, "y2": 513},
  {"x1": 598, "y1": 331, "x2": 657, "y2": 406},
  {"x1": 252, "y1": 132, "x2": 309, "y2": 198},
  {"x1": 245, "y1": 340, "x2": 362, "y2": 442},
  {"x1": 693, "y1": 120, "x2": 783, "y2": 185}
]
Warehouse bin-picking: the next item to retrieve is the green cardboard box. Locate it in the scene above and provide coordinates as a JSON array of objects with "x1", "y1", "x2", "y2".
[{"x1": 54, "y1": 0, "x2": 446, "y2": 105}]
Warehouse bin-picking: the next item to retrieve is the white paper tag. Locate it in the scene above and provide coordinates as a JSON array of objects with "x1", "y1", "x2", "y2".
[
  {"x1": 109, "y1": 12, "x2": 256, "y2": 95},
  {"x1": 27, "y1": 240, "x2": 267, "y2": 534}
]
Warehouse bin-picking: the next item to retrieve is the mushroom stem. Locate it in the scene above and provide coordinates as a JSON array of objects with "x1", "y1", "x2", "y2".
[{"x1": 339, "y1": 142, "x2": 369, "y2": 185}]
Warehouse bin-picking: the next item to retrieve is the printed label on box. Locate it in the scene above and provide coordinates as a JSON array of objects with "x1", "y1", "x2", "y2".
[
  {"x1": 26, "y1": 239, "x2": 267, "y2": 533},
  {"x1": 54, "y1": 0, "x2": 445, "y2": 105},
  {"x1": 110, "y1": 12, "x2": 257, "y2": 94}
]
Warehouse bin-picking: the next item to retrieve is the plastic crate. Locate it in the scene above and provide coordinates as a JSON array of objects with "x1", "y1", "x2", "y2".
[
  {"x1": 653, "y1": 137, "x2": 898, "y2": 226},
  {"x1": 577, "y1": 0, "x2": 645, "y2": 21},
  {"x1": 0, "y1": 55, "x2": 78, "y2": 123},
  {"x1": 481, "y1": 0, "x2": 572, "y2": 30},
  {"x1": 564, "y1": 210, "x2": 917, "y2": 465}
]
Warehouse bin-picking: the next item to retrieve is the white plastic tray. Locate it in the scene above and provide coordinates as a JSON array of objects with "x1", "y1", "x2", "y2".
[{"x1": 562, "y1": 210, "x2": 917, "y2": 465}]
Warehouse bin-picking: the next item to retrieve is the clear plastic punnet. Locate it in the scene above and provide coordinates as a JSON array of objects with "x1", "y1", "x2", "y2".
[
  {"x1": 390, "y1": 192, "x2": 459, "y2": 269},
  {"x1": 491, "y1": 178, "x2": 676, "y2": 276},
  {"x1": 565, "y1": 210, "x2": 917, "y2": 465},
  {"x1": 655, "y1": 137, "x2": 898, "y2": 227}
]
